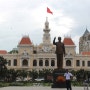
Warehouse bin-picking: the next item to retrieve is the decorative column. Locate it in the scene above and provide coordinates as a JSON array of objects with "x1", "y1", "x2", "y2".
[
  {"x1": 43, "y1": 58, "x2": 45, "y2": 67},
  {"x1": 55, "y1": 58, "x2": 57, "y2": 68},
  {"x1": 49, "y1": 59, "x2": 51, "y2": 67},
  {"x1": 63, "y1": 58, "x2": 66, "y2": 67},
  {"x1": 11, "y1": 60, "x2": 13, "y2": 66},
  {"x1": 28, "y1": 59, "x2": 30, "y2": 67},
  {"x1": 20, "y1": 59, "x2": 22, "y2": 66},
  {"x1": 37, "y1": 59, "x2": 39, "y2": 67},
  {"x1": 80, "y1": 60, "x2": 82, "y2": 68}
]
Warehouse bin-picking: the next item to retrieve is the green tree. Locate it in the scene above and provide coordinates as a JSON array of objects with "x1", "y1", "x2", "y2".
[
  {"x1": 0, "y1": 56, "x2": 7, "y2": 81},
  {"x1": 16, "y1": 70, "x2": 27, "y2": 81},
  {"x1": 28, "y1": 69, "x2": 38, "y2": 81},
  {"x1": 9, "y1": 50, "x2": 18, "y2": 54},
  {"x1": 38, "y1": 70, "x2": 45, "y2": 78},
  {"x1": 6, "y1": 69, "x2": 17, "y2": 82},
  {"x1": 42, "y1": 69, "x2": 53, "y2": 82},
  {"x1": 76, "y1": 69, "x2": 85, "y2": 81}
]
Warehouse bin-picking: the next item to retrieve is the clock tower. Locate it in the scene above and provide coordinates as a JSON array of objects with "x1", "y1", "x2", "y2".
[{"x1": 43, "y1": 17, "x2": 51, "y2": 44}]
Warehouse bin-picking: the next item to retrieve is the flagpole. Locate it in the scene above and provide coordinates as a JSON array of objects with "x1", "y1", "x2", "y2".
[{"x1": 46, "y1": 7, "x2": 48, "y2": 22}]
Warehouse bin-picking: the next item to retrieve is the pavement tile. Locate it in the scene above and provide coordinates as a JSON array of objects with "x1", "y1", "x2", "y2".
[{"x1": 0, "y1": 86, "x2": 88, "y2": 90}]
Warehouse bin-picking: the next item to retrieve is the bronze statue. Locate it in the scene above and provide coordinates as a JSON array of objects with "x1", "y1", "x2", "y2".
[{"x1": 53, "y1": 37, "x2": 65, "y2": 69}]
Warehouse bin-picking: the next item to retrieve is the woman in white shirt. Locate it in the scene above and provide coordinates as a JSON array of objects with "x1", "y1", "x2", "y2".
[{"x1": 64, "y1": 69, "x2": 73, "y2": 90}]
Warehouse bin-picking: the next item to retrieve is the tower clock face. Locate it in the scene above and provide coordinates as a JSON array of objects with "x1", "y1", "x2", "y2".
[{"x1": 43, "y1": 46, "x2": 50, "y2": 52}]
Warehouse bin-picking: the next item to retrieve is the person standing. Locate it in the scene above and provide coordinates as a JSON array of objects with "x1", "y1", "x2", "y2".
[
  {"x1": 64, "y1": 69, "x2": 73, "y2": 90},
  {"x1": 53, "y1": 37, "x2": 65, "y2": 69}
]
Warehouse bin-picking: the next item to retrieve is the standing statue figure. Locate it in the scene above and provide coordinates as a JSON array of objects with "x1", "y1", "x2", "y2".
[{"x1": 53, "y1": 37, "x2": 65, "y2": 69}]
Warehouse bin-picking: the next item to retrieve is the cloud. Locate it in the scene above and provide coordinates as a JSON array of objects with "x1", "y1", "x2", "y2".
[{"x1": 0, "y1": 0, "x2": 90, "y2": 53}]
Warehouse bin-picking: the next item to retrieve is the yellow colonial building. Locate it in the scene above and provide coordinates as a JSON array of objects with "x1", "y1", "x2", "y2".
[{"x1": 0, "y1": 18, "x2": 90, "y2": 71}]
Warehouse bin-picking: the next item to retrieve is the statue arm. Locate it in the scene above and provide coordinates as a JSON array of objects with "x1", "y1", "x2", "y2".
[{"x1": 53, "y1": 37, "x2": 56, "y2": 45}]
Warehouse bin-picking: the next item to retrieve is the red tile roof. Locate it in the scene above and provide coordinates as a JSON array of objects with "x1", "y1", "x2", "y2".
[
  {"x1": 0, "y1": 50, "x2": 7, "y2": 54},
  {"x1": 19, "y1": 36, "x2": 32, "y2": 45},
  {"x1": 63, "y1": 37, "x2": 75, "y2": 45},
  {"x1": 81, "y1": 52, "x2": 90, "y2": 55}
]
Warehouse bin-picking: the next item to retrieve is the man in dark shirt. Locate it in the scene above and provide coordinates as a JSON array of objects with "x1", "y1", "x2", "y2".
[{"x1": 53, "y1": 37, "x2": 65, "y2": 69}]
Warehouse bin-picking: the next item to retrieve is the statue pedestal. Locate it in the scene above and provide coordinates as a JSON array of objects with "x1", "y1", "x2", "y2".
[{"x1": 51, "y1": 68, "x2": 66, "y2": 88}]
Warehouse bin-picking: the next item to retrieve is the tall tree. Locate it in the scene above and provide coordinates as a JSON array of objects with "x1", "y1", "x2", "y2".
[{"x1": 0, "y1": 56, "x2": 7, "y2": 80}]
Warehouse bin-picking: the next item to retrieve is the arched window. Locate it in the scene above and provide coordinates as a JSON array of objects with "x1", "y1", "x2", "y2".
[
  {"x1": 66, "y1": 60, "x2": 71, "y2": 66},
  {"x1": 14, "y1": 59, "x2": 17, "y2": 66},
  {"x1": 45, "y1": 60, "x2": 49, "y2": 66},
  {"x1": 82, "y1": 61, "x2": 85, "y2": 66},
  {"x1": 33, "y1": 50, "x2": 37, "y2": 54},
  {"x1": 39, "y1": 60, "x2": 43, "y2": 66},
  {"x1": 51, "y1": 60, "x2": 55, "y2": 66},
  {"x1": 33, "y1": 60, "x2": 37, "y2": 66},
  {"x1": 88, "y1": 35, "x2": 90, "y2": 40},
  {"x1": 88, "y1": 61, "x2": 90, "y2": 66},
  {"x1": 8, "y1": 60, "x2": 11, "y2": 66},
  {"x1": 76, "y1": 60, "x2": 80, "y2": 66},
  {"x1": 22, "y1": 59, "x2": 28, "y2": 66}
]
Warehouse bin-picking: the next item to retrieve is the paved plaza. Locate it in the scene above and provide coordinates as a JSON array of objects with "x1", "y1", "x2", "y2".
[{"x1": 0, "y1": 86, "x2": 89, "y2": 90}]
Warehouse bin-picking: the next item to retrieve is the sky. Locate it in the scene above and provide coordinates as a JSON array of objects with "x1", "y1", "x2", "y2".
[{"x1": 0, "y1": 0, "x2": 90, "y2": 53}]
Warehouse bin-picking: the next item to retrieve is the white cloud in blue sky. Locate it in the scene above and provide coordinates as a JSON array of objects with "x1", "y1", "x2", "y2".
[{"x1": 0, "y1": 0, "x2": 90, "y2": 53}]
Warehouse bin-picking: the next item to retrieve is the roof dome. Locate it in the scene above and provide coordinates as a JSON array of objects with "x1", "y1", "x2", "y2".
[
  {"x1": 63, "y1": 37, "x2": 75, "y2": 45},
  {"x1": 0, "y1": 50, "x2": 7, "y2": 54},
  {"x1": 19, "y1": 36, "x2": 32, "y2": 45}
]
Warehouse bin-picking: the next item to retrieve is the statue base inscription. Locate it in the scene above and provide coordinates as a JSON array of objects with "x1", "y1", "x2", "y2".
[{"x1": 51, "y1": 68, "x2": 66, "y2": 88}]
